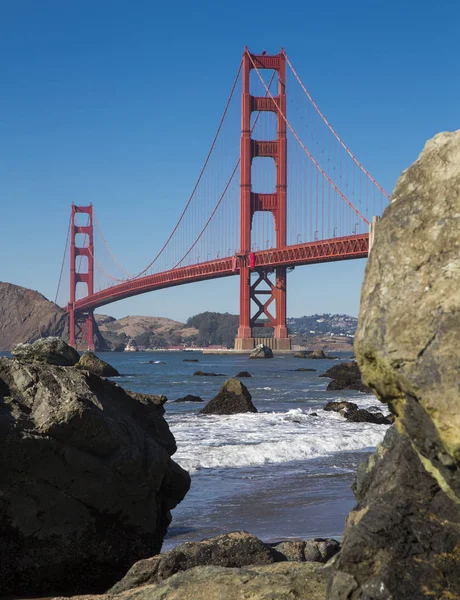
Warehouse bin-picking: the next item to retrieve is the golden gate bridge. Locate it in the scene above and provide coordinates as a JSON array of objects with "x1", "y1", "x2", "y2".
[{"x1": 55, "y1": 48, "x2": 388, "y2": 350}]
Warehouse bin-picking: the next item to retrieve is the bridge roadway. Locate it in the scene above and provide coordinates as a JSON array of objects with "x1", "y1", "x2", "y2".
[{"x1": 70, "y1": 233, "x2": 369, "y2": 313}]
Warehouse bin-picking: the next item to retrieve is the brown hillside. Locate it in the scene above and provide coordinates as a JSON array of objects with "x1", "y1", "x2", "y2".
[
  {"x1": 0, "y1": 282, "x2": 69, "y2": 351},
  {"x1": 95, "y1": 314, "x2": 198, "y2": 350}
]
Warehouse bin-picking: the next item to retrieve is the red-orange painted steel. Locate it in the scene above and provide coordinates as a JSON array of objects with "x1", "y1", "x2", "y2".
[
  {"x1": 69, "y1": 204, "x2": 95, "y2": 350},
  {"x1": 237, "y1": 48, "x2": 288, "y2": 345},
  {"x1": 68, "y1": 234, "x2": 369, "y2": 314}
]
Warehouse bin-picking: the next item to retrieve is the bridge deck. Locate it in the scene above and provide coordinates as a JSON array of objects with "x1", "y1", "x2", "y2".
[{"x1": 70, "y1": 233, "x2": 368, "y2": 313}]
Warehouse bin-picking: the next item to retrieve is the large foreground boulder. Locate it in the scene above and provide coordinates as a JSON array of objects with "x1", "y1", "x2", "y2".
[
  {"x1": 320, "y1": 361, "x2": 371, "y2": 393},
  {"x1": 200, "y1": 379, "x2": 257, "y2": 415},
  {"x1": 0, "y1": 357, "x2": 190, "y2": 595},
  {"x1": 76, "y1": 351, "x2": 120, "y2": 377},
  {"x1": 249, "y1": 344, "x2": 273, "y2": 359},
  {"x1": 328, "y1": 131, "x2": 460, "y2": 598},
  {"x1": 11, "y1": 336, "x2": 80, "y2": 366},
  {"x1": 329, "y1": 428, "x2": 460, "y2": 599}
]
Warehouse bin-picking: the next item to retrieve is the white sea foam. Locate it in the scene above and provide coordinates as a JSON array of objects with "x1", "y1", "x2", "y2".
[{"x1": 170, "y1": 406, "x2": 388, "y2": 473}]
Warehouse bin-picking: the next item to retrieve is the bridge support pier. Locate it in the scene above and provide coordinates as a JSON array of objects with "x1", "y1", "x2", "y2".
[
  {"x1": 235, "y1": 48, "x2": 291, "y2": 352},
  {"x1": 69, "y1": 309, "x2": 95, "y2": 351}
]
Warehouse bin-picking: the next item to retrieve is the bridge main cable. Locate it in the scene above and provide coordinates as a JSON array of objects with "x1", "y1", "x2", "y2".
[
  {"x1": 94, "y1": 60, "x2": 244, "y2": 284},
  {"x1": 247, "y1": 50, "x2": 371, "y2": 226},
  {"x1": 284, "y1": 52, "x2": 391, "y2": 201}
]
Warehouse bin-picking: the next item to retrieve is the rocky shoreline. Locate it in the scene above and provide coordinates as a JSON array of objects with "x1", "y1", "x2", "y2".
[{"x1": 2, "y1": 131, "x2": 460, "y2": 599}]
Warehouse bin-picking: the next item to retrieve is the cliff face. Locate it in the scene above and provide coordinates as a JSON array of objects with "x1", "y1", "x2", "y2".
[
  {"x1": 0, "y1": 282, "x2": 69, "y2": 351},
  {"x1": 329, "y1": 131, "x2": 460, "y2": 598}
]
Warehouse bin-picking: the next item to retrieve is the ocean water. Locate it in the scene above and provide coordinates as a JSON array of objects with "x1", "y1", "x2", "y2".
[
  {"x1": 102, "y1": 350, "x2": 388, "y2": 548},
  {"x1": 1, "y1": 349, "x2": 389, "y2": 549}
]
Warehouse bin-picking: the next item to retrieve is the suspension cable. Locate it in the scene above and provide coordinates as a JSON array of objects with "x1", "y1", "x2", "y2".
[
  {"x1": 172, "y1": 71, "x2": 277, "y2": 268},
  {"x1": 93, "y1": 210, "x2": 134, "y2": 277},
  {"x1": 284, "y1": 51, "x2": 390, "y2": 201},
  {"x1": 55, "y1": 216, "x2": 71, "y2": 304},
  {"x1": 247, "y1": 50, "x2": 370, "y2": 225}
]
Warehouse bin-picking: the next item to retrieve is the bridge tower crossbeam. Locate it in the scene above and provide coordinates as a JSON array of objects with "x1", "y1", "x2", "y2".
[{"x1": 235, "y1": 49, "x2": 291, "y2": 351}]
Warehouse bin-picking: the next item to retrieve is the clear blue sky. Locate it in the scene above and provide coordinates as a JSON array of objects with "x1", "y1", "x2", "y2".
[{"x1": 1, "y1": 0, "x2": 459, "y2": 322}]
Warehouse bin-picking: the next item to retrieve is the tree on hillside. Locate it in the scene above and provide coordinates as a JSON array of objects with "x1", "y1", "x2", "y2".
[{"x1": 186, "y1": 312, "x2": 239, "y2": 347}]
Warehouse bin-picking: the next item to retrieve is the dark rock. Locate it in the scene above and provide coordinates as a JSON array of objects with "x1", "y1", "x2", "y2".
[
  {"x1": 295, "y1": 349, "x2": 337, "y2": 359},
  {"x1": 235, "y1": 371, "x2": 251, "y2": 378},
  {"x1": 323, "y1": 401, "x2": 391, "y2": 424},
  {"x1": 294, "y1": 351, "x2": 310, "y2": 358},
  {"x1": 329, "y1": 427, "x2": 460, "y2": 599},
  {"x1": 193, "y1": 371, "x2": 226, "y2": 377},
  {"x1": 183, "y1": 358, "x2": 199, "y2": 362},
  {"x1": 320, "y1": 361, "x2": 371, "y2": 393},
  {"x1": 309, "y1": 349, "x2": 337, "y2": 359},
  {"x1": 11, "y1": 336, "x2": 80, "y2": 366},
  {"x1": 0, "y1": 356, "x2": 190, "y2": 596},
  {"x1": 272, "y1": 538, "x2": 340, "y2": 563},
  {"x1": 76, "y1": 351, "x2": 120, "y2": 377},
  {"x1": 124, "y1": 390, "x2": 175, "y2": 454},
  {"x1": 310, "y1": 412, "x2": 319, "y2": 417},
  {"x1": 249, "y1": 344, "x2": 273, "y2": 359},
  {"x1": 109, "y1": 531, "x2": 276, "y2": 593},
  {"x1": 200, "y1": 379, "x2": 257, "y2": 415},
  {"x1": 344, "y1": 408, "x2": 392, "y2": 425},
  {"x1": 173, "y1": 394, "x2": 203, "y2": 403},
  {"x1": 323, "y1": 401, "x2": 358, "y2": 414},
  {"x1": 294, "y1": 349, "x2": 337, "y2": 359},
  {"x1": 294, "y1": 367, "x2": 317, "y2": 372}
]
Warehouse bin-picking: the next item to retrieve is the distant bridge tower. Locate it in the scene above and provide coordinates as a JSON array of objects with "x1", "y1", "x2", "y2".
[
  {"x1": 68, "y1": 204, "x2": 95, "y2": 350},
  {"x1": 235, "y1": 49, "x2": 291, "y2": 351}
]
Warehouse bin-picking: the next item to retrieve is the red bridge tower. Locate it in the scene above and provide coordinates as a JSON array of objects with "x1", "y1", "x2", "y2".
[
  {"x1": 68, "y1": 204, "x2": 95, "y2": 350},
  {"x1": 235, "y1": 49, "x2": 291, "y2": 351}
]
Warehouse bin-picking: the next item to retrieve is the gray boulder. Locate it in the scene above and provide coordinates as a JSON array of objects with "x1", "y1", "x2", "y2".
[
  {"x1": 76, "y1": 350, "x2": 120, "y2": 377},
  {"x1": 200, "y1": 379, "x2": 257, "y2": 415},
  {"x1": 11, "y1": 336, "x2": 80, "y2": 366},
  {"x1": 328, "y1": 131, "x2": 460, "y2": 598},
  {"x1": 0, "y1": 357, "x2": 190, "y2": 595},
  {"x1": 109, "y1": 531, "x2": 276, "y2": 593},
  {"x1": 249, "y1": 344, "x2": 273, "y2": 359},
  {"x1": 272, "y1": 538, "x2": 340, "y2": 563},
  {"x1": 56, "y1": 563, "x2": 328, "y2": 600}
]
